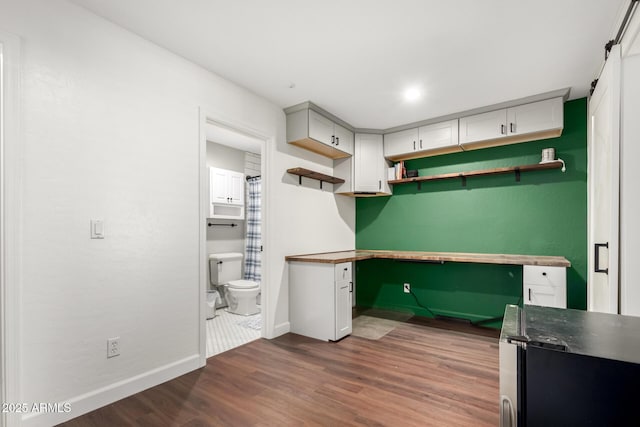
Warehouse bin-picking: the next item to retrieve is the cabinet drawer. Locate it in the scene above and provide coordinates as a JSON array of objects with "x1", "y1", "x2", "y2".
[
  {"x1": 523, "y1": 266, "x2": 565, "y2": 287},
  {"x1": 335, "y1": 262, "x2": 352, "y2": 282}
]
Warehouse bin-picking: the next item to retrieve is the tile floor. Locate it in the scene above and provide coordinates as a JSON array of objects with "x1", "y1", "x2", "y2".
[{"x1": 206, "y1": 308, "x2": 262, "y2": 358}]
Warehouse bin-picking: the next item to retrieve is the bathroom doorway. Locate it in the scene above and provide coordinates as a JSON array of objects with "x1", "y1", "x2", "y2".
[{"x1": 199, "y1": 113, "x2": 269, "y2": 359}]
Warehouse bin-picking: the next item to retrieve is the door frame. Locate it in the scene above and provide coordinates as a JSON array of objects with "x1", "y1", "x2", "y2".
[
  {"x1": 198, "y1": 108, "x2": 272, "y2": 365},
  {"x1": 1, "y1": 29, "x2": 23, "y2": 427},
  {"x1": 587, "y1": 44, "x2": 621, "y2": 314}
]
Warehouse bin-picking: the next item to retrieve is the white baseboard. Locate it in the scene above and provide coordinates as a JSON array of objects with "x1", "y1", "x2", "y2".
[
  {"x1": 20, "y1": 354, "x2": 201, "y2": 427},
  {"x1": 271, "y1": 321, "x2": 290, "y2": 338}
]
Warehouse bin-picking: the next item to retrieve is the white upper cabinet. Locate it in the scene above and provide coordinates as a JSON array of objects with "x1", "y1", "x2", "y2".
[
  {"x1": 335, "y1": 134, "x2": 391, "y2": 196},
  {"x1": 308, "y1": 109, "x2": 335, "y2": 145},
  {"x1": 459, "y1": 97, "x2": 564, "y2": 150},
  {"x1": 506, "y1": 97, "x2": 564, "y2": 137},
  {"x1": 383, "y1": 119, "x2": 460, "y2": 161},
  {"x1": 209, "y1": 167, "x2": 245, "y2": 219},
  {"x1": 383, "y1": 128, "x2": 419, "y2": 159},
  {"x1": 287, "y1": 108, "x2": 354, "y2": 159},
  {"x1": 458, "y1": 109, "x2": 507, "y2": 145}
]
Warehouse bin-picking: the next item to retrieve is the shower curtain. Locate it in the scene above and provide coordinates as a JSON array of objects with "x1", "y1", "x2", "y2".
[{"x1": 243, "y1": 177, "x2": 261, "y2": 282}]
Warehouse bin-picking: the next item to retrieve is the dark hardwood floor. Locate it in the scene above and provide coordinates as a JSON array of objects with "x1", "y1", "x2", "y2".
[{"x1": 60, "y1": 320, "x2": 499, "y2": 426}]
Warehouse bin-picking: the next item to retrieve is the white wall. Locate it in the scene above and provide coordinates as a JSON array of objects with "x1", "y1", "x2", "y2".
[
  {"x1": 0, "y1": 0, "x2": 355, "y2": 425},
  {"x1": 206, "y1": 141, "x2": 245, "y2": 173}
]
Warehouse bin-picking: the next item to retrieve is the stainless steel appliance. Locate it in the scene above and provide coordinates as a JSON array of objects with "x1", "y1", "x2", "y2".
[{"x1": 499, "y1": 304, "x2": 640, "y2": 426}]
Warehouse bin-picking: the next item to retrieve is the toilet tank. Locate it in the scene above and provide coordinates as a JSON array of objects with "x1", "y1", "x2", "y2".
[{"x1": 209, "y1": 252, "x2": 243, "y2": 285}]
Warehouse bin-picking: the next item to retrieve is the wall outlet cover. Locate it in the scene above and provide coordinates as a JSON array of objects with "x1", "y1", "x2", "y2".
[
  {"x1": 403, "y1": 283, "x2": 411, "y2": 293},
  {"x1": 107, "y1": 337, "x2": 120, "y2": 358}
]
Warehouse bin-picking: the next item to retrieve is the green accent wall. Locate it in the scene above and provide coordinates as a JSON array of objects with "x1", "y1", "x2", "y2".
[{"x1": 355, "y1": 98, "x2": 587, "y2": 327}]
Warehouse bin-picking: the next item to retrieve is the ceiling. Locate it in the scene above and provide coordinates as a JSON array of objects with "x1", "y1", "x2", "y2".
[
  {"x1": 72, "y1": 0, "x2": 626, "y2": 129},
  {"x1": 206, "y1": 122, "x2": 262, "y2": 154}
]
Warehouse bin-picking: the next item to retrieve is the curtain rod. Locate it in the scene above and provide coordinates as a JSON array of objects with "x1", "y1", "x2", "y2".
[{"x1": 246, "y1": 175, "x2": 261, "y2": 181}]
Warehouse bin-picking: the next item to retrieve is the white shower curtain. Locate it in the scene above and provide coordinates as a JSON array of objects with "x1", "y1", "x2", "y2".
[{"x1": 243, "y1": 177, "x2": 261, "y2": 282}]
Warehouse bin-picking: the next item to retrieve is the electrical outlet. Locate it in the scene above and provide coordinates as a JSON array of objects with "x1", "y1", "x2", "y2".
[
  {"x1": 403, "y1": 283, "x2": 411, "y2": 293},
  {"x1": 107, "y1": 337, "x2": 120, "y2": 358}
]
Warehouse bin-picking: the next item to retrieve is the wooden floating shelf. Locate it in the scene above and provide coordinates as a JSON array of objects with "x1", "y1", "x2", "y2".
[
  {"x1": 287, "y1": 167, "x2": 345, "y2": 189},
  {"x1": 388, "y1": 161, "x2": 565, "y2": 189}
]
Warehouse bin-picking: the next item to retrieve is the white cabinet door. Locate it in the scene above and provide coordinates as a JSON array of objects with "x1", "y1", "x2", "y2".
[
  {"x1": 524, "y1": 284, "x2": 564, "y2": 308},
  {"x1": 334, "y1": 262, "x2": 352, "y2": 339},
  {"x1": 308, "y1": 109, "x2": 335, "y2": 146},
  {"x1": 210, "y1": 167, "x2": 229, "y2": 204},
  {"x1": 459, "y1": 109, "x2": 507, "y2": 144},
  {"x1": 334, "y1": 123, "x2": 354, "y2": 156},
  {"x1": 507, "y1": 97, "x2": 563, "y2": 136},
  {"x1": 227, "y1": 171, "x2": 245, "y2": 205},
  {"x1": 335, "y1": 280, "x2": 352, "y2": 339},
  {"x1": 417, "y1": 119, "x2": 459, "y2": 151},
  {"x1": 355, "y1": 134, "x2": 385, "y2": 193},
  {"x1": 383, "y1": 128, "x2": 419, "y2": 159}
]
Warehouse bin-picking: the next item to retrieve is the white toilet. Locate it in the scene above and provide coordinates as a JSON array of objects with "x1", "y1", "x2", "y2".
[{"x1": 209, "y1": 253, "x2": 260, "y2": 316}]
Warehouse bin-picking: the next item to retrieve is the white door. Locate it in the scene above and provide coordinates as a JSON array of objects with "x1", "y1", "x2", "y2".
[
  {"x1": 355, "y1": 134, "x2": 383, "y2": 192},
  {"x1": 308, "y1": 109, "x2": 334, "y2": 146},
  {"x1": 459, "y1": 109, "x2": 507, "y2": 145},
  {"x1": 210, "y1": 167, "x2": 229, "y2": 204},
  {"x1": 588, "y1": 45, "x2": 621, "y2": 314},
  {"x1": 227, "y1": 171, "x2": 244, "y2": 205}
]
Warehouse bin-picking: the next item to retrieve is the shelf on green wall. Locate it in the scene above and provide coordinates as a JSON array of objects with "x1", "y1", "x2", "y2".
[{"x1": 388, "y1": 160, "x2": 565, "y2": 189}]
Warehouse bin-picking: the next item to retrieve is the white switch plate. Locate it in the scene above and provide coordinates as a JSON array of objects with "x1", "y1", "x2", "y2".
[{"x1": 90, "y1": 219, "x2": 104, "y2": 239}]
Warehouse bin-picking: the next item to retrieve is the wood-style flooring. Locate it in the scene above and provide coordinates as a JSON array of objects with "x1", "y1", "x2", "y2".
[{"x1": 60, "y1": 319, "x2": 500, "y2": 426}]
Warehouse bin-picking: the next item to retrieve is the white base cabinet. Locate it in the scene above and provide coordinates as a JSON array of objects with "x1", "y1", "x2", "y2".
[
  {"x1": 289, "y1": 262, "x2": 353, "y2": 341},
  {"x1": 523, "y1": 265, "x2": 566, "y2": 309}
]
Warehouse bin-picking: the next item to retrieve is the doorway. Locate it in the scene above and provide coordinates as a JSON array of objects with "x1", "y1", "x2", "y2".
[{"x1": 199, "y1": 111, "x2": 269, "y2": 360}]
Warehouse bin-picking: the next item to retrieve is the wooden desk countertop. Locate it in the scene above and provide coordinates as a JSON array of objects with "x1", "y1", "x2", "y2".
[{"x1": 285, "y1": 250, "x2": 571, "y2": 268}]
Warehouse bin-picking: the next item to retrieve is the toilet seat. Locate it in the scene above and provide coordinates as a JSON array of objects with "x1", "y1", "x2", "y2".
[{"x1": 227, "y1": 279, "x2": 259, "y2": 290}]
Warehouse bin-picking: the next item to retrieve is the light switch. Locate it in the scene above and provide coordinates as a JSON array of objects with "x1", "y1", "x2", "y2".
[{"x1": 91, "y1": 219, "x2": 105, "y2": 239}]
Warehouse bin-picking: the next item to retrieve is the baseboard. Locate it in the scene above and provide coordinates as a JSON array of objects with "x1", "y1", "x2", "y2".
[
  {"x1": 20, "y1": 354, "x2": 201, "y2": 427},
  {"x1": 271, "y1": 321, "x2": 290, "y2": 338}
]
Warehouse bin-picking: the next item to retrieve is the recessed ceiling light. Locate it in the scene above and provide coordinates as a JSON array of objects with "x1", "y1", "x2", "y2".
[{"x1": 403, "y1": 87, "x2": 422, "y2": 102}]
